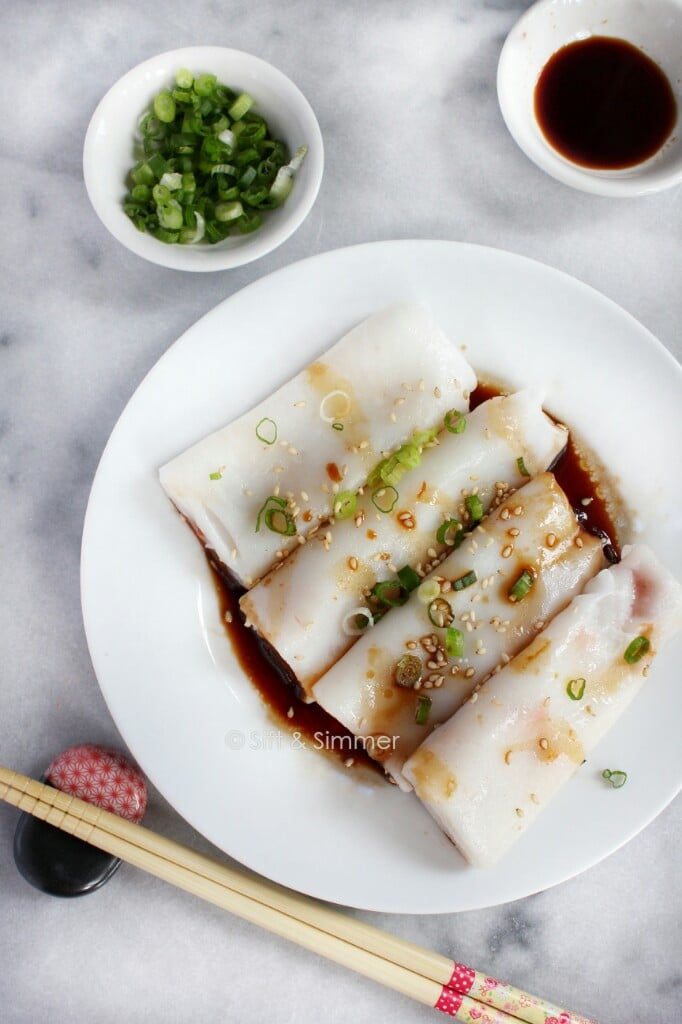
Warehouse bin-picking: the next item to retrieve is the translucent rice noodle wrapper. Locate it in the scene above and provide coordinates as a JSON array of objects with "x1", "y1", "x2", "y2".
[
  {"x1": 403, "y1": 544, "x2": 682, "y2": 868},
  {"x1": 313, "y1": 473, "x2": 606, "y2": 788},
  {"x1": 159, "y1": 303, "x2": 476, "y2": 587},
  {"x1": 241, "y1": 390, "x2": 568, "y2": 694}
]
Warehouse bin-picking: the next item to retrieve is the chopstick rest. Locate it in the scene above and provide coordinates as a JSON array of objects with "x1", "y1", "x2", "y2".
[{"x1": 13, "y1": 744, "x2": 147, "y2": 897}]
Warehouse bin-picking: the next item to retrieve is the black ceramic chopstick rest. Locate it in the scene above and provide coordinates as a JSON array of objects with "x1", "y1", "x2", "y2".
[{"x1": 13, "y1": 743, "x2": 147, "y2": 897}]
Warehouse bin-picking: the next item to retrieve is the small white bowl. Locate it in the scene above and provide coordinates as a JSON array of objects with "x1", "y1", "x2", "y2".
[
  {"x1": 83, "y1": 47, "x2": 324, "y2": 270},
  {"x1": 497, "y1": 0, "x2": 682, "y2": 196}
]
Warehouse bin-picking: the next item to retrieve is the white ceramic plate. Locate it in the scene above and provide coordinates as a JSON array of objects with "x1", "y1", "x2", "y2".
[{"x1": 81, "y1": 241, "x2": 682, "y2": 913}]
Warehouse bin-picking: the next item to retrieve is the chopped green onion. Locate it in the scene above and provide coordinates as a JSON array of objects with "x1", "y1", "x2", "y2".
[
  {"x1": 602, "y1": 769, "x2": 627, "y2": 788},
  {"x1": 215, "y1": 200, "x2": 244, "y2": 222},
  {"x1": 255, "y1": 417, "x2": 277, "y2": 445},
  {"x1": 509, "y1": 569, "x2": 535, "y2": 602},
  {"x1": 123, "y1": 74, "x2": 305, "y2": 245},
  {"x1": 445, "y1": 627, "x2": 464, "y2": 659},
  {"x1": 255, "y1": 495, "x2": 295, "y2": 536},
  {"x1": 465, "y1": 495, "x2": 483, "y2": 523},
  {"x1": 417, "y1": 579, "x2": 441, "y2": 604},
  {"x1": 566, "y1": 677, "x2": 586, "y2": 701},
  {"x1": 228, "y1": 92, "x2": 254, "y2": 120},
  {"x1": 154, "y1": 91, "x2": 176, "y2": 123},
  {"x1": 175, "y1": 68, "x2": 194, "y2": 89},
  {"x1": 209, "y1": 470, "x2": 222, "y2": 481},
  {"x1": 333, "y1": 491, "x2": 357, "y2": 520},
  {"x1": 372, "y1": 580, "x2": 410, "y2": 608},
  {"x1": 436, "y1": 518, "x2": 463, "y2": 547},
  {"x1": 332, "y1": 422, "x2": 344, "y2": 431},
  {"x1": 395, "y1": 654, "x2": 423, "y2": 689},
  {"x1": 415, "y1": 695, "x2": 432, "y2": 725},
  {"x1": 371, "y1": 485, "x2": 399, "y2": 514},
  {"x1": 517, "y1": 455, "x2": 531, "y2": 477},
  {"x1": 444, "y1": 409, "x2": 466, "y2": 434},
  {"x1": 342, "y1": 606, "x2": 374, "y2": 636},
  {"x1": 397, "y1": 565, "x2": 421, "y2": 593},
  {"x1": 452, "y1": 570, "x2": 477, "y2": 591},
  {"x1": 428, "y1": 597, "x2": 454, "y2": 628},
  {"x1": 264, "y1": 505, "x2": 296, "y2": 536},
  {"x1": 624, "y1": 636, "x2": 650, "y2": 664},
  {"x1": 367, "y1": 427, "x2": 437, "y2": 488}
]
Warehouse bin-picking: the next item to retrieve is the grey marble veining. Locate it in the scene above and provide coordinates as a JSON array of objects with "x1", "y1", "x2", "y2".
[{"x1": 1, "y1": 2, "x2": 680, "y2": 1022}]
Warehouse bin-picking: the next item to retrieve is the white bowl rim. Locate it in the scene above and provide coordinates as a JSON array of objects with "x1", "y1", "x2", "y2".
[
  {"x1": 83, "y1": 45, "x2": 324, "y2": 271},
  {"x1": 497, "y1": 0, "x2": 682, "y2": 197}
]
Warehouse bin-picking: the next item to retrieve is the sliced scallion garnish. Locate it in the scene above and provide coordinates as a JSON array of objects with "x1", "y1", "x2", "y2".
[
  {"x1": 371, "y1": 580, "x2": 409, "y2": 608},
  {"x1": 624, "y1": 636, "x2": 650, "y2": 664},
  {"x1": 417, "y1": 579, "x2": 441, "y2": 604},
  {"x1": 428, "y1": 597, "x2": 454, "y2": 628},
  {"x1": 517, "y1": 455, "x2": 531, "y2": 477},
  {"x1": 415, "y1": 695, "x2": 432, "y2": 725},
  {"x1": 452, "y1": 570, "x2": 477, "y2": 591},
  {"x1": 255, "y1": 417, "x2": 277, "y2": 445},
  {"x1": 332, "y1": 422, "x2": 344, "y2": 431},
  {"x1": 444, "y1": 409, "x2": 466, "y2": 434},
  {"x1": 255, "y1": 495, "x2": 296, "y2": 536},
  {"x1": 445, "y1": 627, "x2": 464, "y2": 659},
  {"x1": 342, "y1": 607, "x2": 374, "y2": 636},
  {"x1": 397, "y1": 565, "x2": 421, "y2": 593},
  {"x1": 602, "y1": 769, "x2": 627, "y2": 788},
  {"x1": 334, "y1": 491, "x2": 357, "y2": 520},
  {"x1": 371, "y1": 485, "x2": 399, "y2": 514},
  {"x1": 566, "y1": 677, "x2": 586, "y2": 701},
  {"x1": 509, "y1": 569, "x2": 535, "y2": 602},
  {"x1": 436, "y1": 518, "x2": 463, "y2": 547},
  {"x1": 465, "y1": 495, "x2": 483, "y2": 523},
  {"x1": 395, "y1": 654, "x2": 423, "y2": 689},
  {"x1": 209, "y1": 470, "x2": 223, "y2": 481}
]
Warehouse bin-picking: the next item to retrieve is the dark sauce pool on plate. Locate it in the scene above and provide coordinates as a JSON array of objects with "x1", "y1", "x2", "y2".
[
  {"x1": 210, "y1": 383, "x2": 620, "y2": 774},
  {"x1": 534, "y1": 36, "x2": 677, "y2": 169}
]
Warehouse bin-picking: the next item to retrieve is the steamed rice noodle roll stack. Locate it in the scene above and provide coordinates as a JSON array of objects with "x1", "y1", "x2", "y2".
[
  {"x1": 241, "y1": 391, "x2": 569, "y2": 696},
  {"x1": 403, "y1": 544, "x2": 682, "y2": 867},
  {"x1": 312, "y1": 473, "x2": 606, "y2": 788},
  {"x1": 159, "y1": 303, "x2": 476, "y2": 587}
]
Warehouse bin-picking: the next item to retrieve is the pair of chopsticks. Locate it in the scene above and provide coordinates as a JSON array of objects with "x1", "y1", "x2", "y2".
[{"x1": 0, "y1": 766, "x2": 595, "y2": 1023}]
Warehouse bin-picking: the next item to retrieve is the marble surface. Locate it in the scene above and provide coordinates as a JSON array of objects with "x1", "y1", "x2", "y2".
[{"x1": 1, "y1": 2, "x2": 680, "y2": 1022}]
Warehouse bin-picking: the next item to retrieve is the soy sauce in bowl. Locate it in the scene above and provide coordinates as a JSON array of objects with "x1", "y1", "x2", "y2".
[{"x1": 534, "y1": 36, "x2": 677, "y2": 170}]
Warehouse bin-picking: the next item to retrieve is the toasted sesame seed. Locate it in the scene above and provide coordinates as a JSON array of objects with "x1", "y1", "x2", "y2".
[
  {"x1": 470, "y1": 692, "x2": 479, "y2": 705},
  {"x1": 293, "y1": 400, "x2": 306, "y2": 408},
  {"x1": 575, "y1": 536, "x2": 584, "y2": 548},
  {"x1": 344, "y1": 757, "x2": 354, "y2": 768},
  {"x1": 515, "y1": 807, "x2": 524, "y2": 818},
  {"x1": 539, "y1": 738, "x2": 549, "y2": 750},
  {"x1": 273, "y1": 465, "x2": 285, "y2": 474},
  {"x1": 287, "y1": 707, "x2": 295, "y2": 719},
  {"x1": 359, "y1": 440, "x2": 370, "y2": 450},
  {"x1": 288, "y1": 446, "x2": 299, "y2": 456},
  {"x1": 581, "y1": 497, "x2": 593, "y2": 506},
  {"x1": 297, "y1": 535, "x2": 306, "y2": 545},
  {"x1": 513, "y1": 505, "x2": 524, "y2": 516},
  {"x1": 586, "y1": 705, "x2": 596, "y2": 716},
  {"x1": 224, "y1": 610, "x2": 233, "y2": 624},
  {"x1": 321, "y1": 483, "x2": 330, "y2": 493},
  {"x1": 465, "y1": 667, "x2": 476, "y2": 678},
  {"x1": 348, "y1": 556, "x2": 359, "y2": 571},
  {"x1": 508, "y1": 527, "x2": 520, "y2": 538},
  {"x1": 546, "y1": 532, "x2": 557, "y2": 548},
  {"x1": 543, "y1": 695, "x2": 551, "y2": 706},
  {"x1": 231, "y1": 547, "x2": 237, "y2": 559},
  {"x1": 390, "y1": 412, "x2": 397, "y2": 423},
  {"x1": 300, "y1": 491, "x2": 309, "y2": 502},
  {"x1": 434, "y1": 676, "x2": 444, "y2": 688},
  {"x1": 401, "y1": 382, "x2": 411, "y2": 392},
  {"x1": 501, "y1": 544, "x2": 513, "y2": 558},
  {"x1": 501, "y1": 652, "x2": 511, "y2": 664},
  {"x1": 534, "y1": 620, "x2": 545, "y2": 631},
  {"x1": 406, "y1": 640, "x2": 417, "y2": 650},
  {"x1": 530, "y1": 793, "x2": 540, "y2": 804},
  {"x1": 500, "y1": 508, "x2": 510, "y2": 520},
  {"x1": 433, "y1": 385, "x2": 442, "y2": 399},
  {"x1": 418, "y1": 378, "x2": 425, "y2": 392}
]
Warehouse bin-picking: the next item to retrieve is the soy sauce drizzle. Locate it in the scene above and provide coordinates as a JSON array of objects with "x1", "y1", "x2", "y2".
[{"x1": 211, "y1": 382, "x2": 620, "y2": 769}]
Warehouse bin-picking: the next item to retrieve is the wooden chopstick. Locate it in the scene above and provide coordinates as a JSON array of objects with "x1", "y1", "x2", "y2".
[{"x1": 0, "y1": 767, "x2": 596, "y2": 1024}]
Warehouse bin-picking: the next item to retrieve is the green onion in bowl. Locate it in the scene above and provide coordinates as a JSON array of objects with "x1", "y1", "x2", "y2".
[{"x1": 123, "y1": 67, "x2": 307, "y2": 245}]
